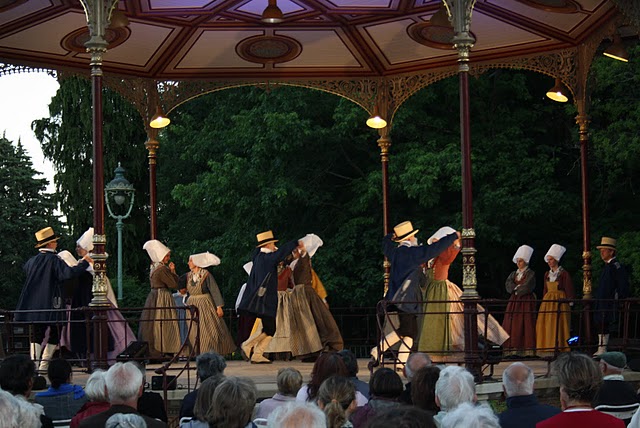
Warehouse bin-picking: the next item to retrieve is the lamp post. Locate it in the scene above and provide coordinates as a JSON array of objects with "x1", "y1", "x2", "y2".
[{"x1": 105, "y1": 163, "x2": 135, "y2": 301}]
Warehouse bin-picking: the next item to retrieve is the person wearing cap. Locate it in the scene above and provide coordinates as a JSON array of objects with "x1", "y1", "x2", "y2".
[
  {"x1": 502, "y1": 245, "x2": 537, "y2": 357},
  {"x1": 535, "y1": 244, "x2": 575, "y2": 357},
  {"x1": 185, "y1": 252, "x2": 236, "y2": 356},
  {"x1": 139, "y1": 240, "x2": 182, "y2": 359},
  {"x1": 592, "y1": 351, "x2": 640, "y2": 424},
  {"x1": 418, "y1": 227, "x2": 509, "y2": 357},
  {"x1": 15, "y1": 227, "x2": 92, "y2": 373},
  {"x1": 238, "y1": 230, "x2": 303, "y2": 364},
  {"x1": 593, "y1": 237, "x2": 630, "y2": 356},
  {"x1": 369, "y1": 221, "x2": 458, "y2": 369}
]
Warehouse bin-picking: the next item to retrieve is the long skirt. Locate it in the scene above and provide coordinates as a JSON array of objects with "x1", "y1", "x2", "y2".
[
  {"x1": 535, "y1": 290, "x2": 570, "y2": 356},
  {"x1": 302, "y1": 285, "x2": 343, "y2": 352},
  {"x1": 139, "y1": 288, "x2": 182, "y2": 356},
  {"x1": 501, "y1": 294, "x2": 537, "y2": 356},
  {"x1": 186, "y1": 294, "x2": 236, "y2": 356}
]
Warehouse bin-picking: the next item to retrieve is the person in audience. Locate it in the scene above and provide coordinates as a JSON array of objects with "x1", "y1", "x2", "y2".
[
  {"x1": 78, "y1": 362, "x2": 166, "y2": 428},
  {"x1": 433, "y1": 366, "x2": 476, "y2": 427},
  {"x1": 71, "y1": 370, "x2": 110, "y2": 428},
  {"x1": 338, "y1": 349, "x2": 369, "y2": 398},
  {"x1": 537, "y1": 352, "x2": 624, "y2": 427},
  {"x1": 593, "y1": 352, "x2": 640, "y2": 424},
  {"x1": 180, "y1": 375, "x2": 226, "y2": 428},
  {"x1": 399, "y1": 352, "x2": 432, "y2": 404},
  {"x1": 180, "y1": 351, "x2": 227, "y2": 419},
  {"x1": 410, "y1": 365, "x2": 441, "y2": 415},
  {"x1": 105, "y1": 413, "x2": 148, "y2": 428},
  {"x1": 364, "y1": 406, "x2": 436, "y2": 428},
  {"x1": 35, "y1": 358, "x2": 88, "y2": 420},
  {"x1": 210, "y1": 377, "x2": 258, "y2": 428},
  {"x1": 0, "y1": 387, "x2": 43, "y2": 428},
  {"x1": 498, "y1": 362, "x2": 560, "y2": 428},
  {"x1": 295, "y1": 352, "x2": 367, "y2": 406},
  {"x1": 0, "y1": 354, "x2": 53, "y2": 428},
  {"x1": 255, "y1": 368, "x2": 303, "y2": 420},
  {"x1": 441, "y1": 402, "x2": 500, "y2": 428},
  {"x1": 133, "y1": 362, "x2": 168, "y2": 423},
  {"x1": 351, "y1": 368, "x2": 403, "y2": 427},
  {"x1": 316, "y1": 376, "x2": 357, "y2": 428},
  {"x1": 266, "y1": 402, "x2": 326, "y2": 428}
]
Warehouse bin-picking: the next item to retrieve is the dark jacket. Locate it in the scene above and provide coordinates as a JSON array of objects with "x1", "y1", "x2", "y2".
[
  {"x1": 593, "y1": 378, "x2": 640, "y2": 424},
  {"x1": 499, "y1": 394, "x2": 561, "y2": 428},
  {"x1": 595, "y1": 258, "x2": 630, "y2": 324},
  {"x1": 382, "y1": 233, "x2": 457, "y2": 313},
  {"x1": 78, "y1": 404, "x2": 166, "y2": 428},
  {"x1": 16, "y1": 251, "x2": 89, "y2": 322},
  {"x1": 238, "y1": 240, "x2": 298, "y2": 318}
]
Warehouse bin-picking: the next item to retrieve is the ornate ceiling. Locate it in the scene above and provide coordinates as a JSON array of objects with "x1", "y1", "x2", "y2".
[{"x1": 0, "y1": 0, "x2": 623, "y2": 81}]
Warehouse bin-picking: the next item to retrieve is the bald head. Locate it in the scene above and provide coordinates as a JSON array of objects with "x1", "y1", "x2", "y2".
[
  {"x1": 502, "y1": 363, "x2": 534, "y2": 397},
  {"x1": 404, "y1": 352, "x2": 432, "y2": 380}
]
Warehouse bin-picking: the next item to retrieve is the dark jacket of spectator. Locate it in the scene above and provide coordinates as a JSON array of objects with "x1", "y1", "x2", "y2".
[{"x1": 499, "y1": 394, "x2": 561, "y2": 428}]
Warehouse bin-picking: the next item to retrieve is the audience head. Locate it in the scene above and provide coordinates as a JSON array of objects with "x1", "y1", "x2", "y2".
[
  {"x1": 105, "y1": 362, "x2": 143, "y2": 405},
  {"x1": 440, "y1": 402, "x2": 500, "y2": 428},
  {"x1": 84, "y1": 369, "x2": 108, "y2": 402},
  {"x1": 370, "y1": 367, "x2": 403, "y2": 399},
  {"x1": 365, "y1": 405, "x2": 436, "y2": 428},
  {"x1": 211, "y1": 376, "x2": 257, "y2": 428},
  {"x1": 0, "y1": 387, "x2": 42, "y2": 428},
  {"x1": 597, "y1": 351, "x2": 627, "y2": 375},
  {"x1": 193, "y1": 374, "x2": 226, "y2": 423},
  {"x1": 411, "y1": 365, "x2": 441, "y2": 413},
  {"x1": 0, "y1": 354, "x2": 36, "y2": 396},
  {"x1": 337, "y1": 349, "x2": 359, "y2": 377},
  {"x1": 105, "y1": 412, "x2": 147, "y2": 428},
  {"x1": 552, "y1": 352, "x2": 602, "y2": 406},
  {"x1": 307, "y1": 352, "x2": 348, "y2": 401},
  {"x1": 404, "y1": 352, "x2": 432, "y2": 381},
  {"x1": 276, "y1": 368, "x2": 303, "y2": 397},
  {"x1": 316, "y1": 376, "x2": 356, "y2": 428},
  {"x1": 130, "y1": 361, "x2": 147, "y2": 387},
  {"x1": 196, "y1": 351, "x2": 227, "y2": 382},
  {"x1": 502, "y1": 362, "x2": 534, "y2": 398},
  {"x1": 48, "y1": 358, "x2": 72, "y2": 389},
  {"x1": 267, "y1": 402, "x2": 326, "y2": 428},
  {"x1": 435, "y1": 366, "x2": 476, "y2": 412}
]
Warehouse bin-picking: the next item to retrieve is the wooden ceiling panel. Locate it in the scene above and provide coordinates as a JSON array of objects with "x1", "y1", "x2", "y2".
[
  {"x1": 174, "y1": 29, "x2": 264, "y2": 69},
  {"x1": 276, "y1": 29, "x2": 364, "y2": 68},
  {"x1": 103, "y1": 21, "x2": 176, "y2": 68},
  {"x1": 0, "y1": 0, "x2": 53, "y2": 27}
]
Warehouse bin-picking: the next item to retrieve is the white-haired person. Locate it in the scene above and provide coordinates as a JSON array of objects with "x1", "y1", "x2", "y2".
[
  {"x1": 0, "y1": 387, "x2": 43, "y2": 428},
  {"x1": 78, "y1": 362, "x2": 166, "y2": 428},
  {"x1": 106, "y1": 413, "x2": 148, "y2": 428},
  {"x1": 535, "y1": 244, "x2": 575, "y2": 357},
  {"x1": 266, "y1": 402, "x2": 326, "y2": 428},
  {"x1": 433, "y1": 366, "x2": 476, "y2": 427},
  {"x1": 441, "y1": 402, "x2": 500, "y2": 428},
  {"x1": 185, "y1": 252, "x2": 236, "y2": 356},
  {"x1": 71, "y1": 369, "x2": 110, "y2": 428},
  {"x1": 498, "y1": 362, "x2": 559, "y2": 428}
]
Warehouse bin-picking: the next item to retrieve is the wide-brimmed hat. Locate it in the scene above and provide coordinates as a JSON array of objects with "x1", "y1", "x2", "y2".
[
  {"x1": 393, "y1": 221, "x2": 419, "y2": 242},
  {"x1": 76, "y1": 227, "x2": 94, "y2": 252},
  {"x1": 35, "y1": 227, "x2": 60, "y2": 248},
  {"x1": 58, "y1": 250, "x2": 78, "y2": 267},
  {"x1": 596, "y1": 237, "x2": 617, "y2": 251},
  {"x1": 596, "y1": 351, "x2": 627, "y2": 369},
  {"x1": 256, "y1": 230, "x2": 278, "y2": 247},
  {"x1": 544, "y1": 244, "x2": 566, "y2": 263},
  {"x1": 190, "y1": 251, "x2": 221, "y2": 268},
  {"x1": 513, "y1": 245, "x2": 534, "y2": 264},
  {"x1": 143, "y1": 239, "x2": 170, "y2": 263},
  {"x1": 427, "y1": 226, "x2": 456, "y2": 245},
  {"x1": 300, "y1": 233, "x2": 323, "y2": 258}
]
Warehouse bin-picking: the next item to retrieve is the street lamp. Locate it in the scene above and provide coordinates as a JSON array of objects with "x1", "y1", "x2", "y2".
[{"x1": 105, "y1": 163, "x2": 135, "y2": 301}]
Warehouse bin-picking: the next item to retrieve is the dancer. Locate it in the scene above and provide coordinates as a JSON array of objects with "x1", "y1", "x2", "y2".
[
  {"x1": 185, "y1": 252, "x2": 236, "y2": 356},
  {"x1": 501, "y1": 245, "x2": 537, "y2": 357},
  {"x1": 370, "y1": 221, "x2": 458, "y2": 369},
  {"x1": 238, "y1": 230, "x2": 302, "y2": 364},
  {"x1": 139, "y1": 240, "x2": 182, "y2": 358},
  {"x1": 535, "y1": 244, "x2": 574, "y2": 357},
  {"x1": 15, "y1": 227, "x2": 91, "y2": 372}
]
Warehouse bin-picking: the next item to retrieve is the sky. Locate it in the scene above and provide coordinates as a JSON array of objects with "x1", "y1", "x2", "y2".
[{"x1": 0, "y1": 72, "x2": 59, "y2": 193}]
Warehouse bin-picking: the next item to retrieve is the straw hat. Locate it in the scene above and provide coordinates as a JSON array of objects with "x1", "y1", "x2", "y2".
[
  {"x1": 190, "y1": 251, "x2": 221, "y2": 268},
  {"x1": 393, "y1": 221, "x2": 419, "y2": 242},
  {"x1": 256, "y1": 230, "x2": 278, "y2": 247},
  {"x1": 300, "y1": 233, "x2": 323, "y2": 258},
  {"x1": 35, "y1": 227, "x2": 60, "y2": 248},
  {"x1": 596, "y1": 237, "x2": 617, "y2": 251},
  {"x1": 76, "y1": 227, "x2": 94, "y2": 252},
  {"x1": 427, "y1": 226, "x2": 456, "y2": 245},
  {"x1": 544, "y1": 244, "x2": 566, "y2": 263},
  {"x1": 512, "y1": 245, "x2": 534, "y2": 264},
  {"x1": 143, "y1": 240, "x2": 170, "y2": 263}
]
